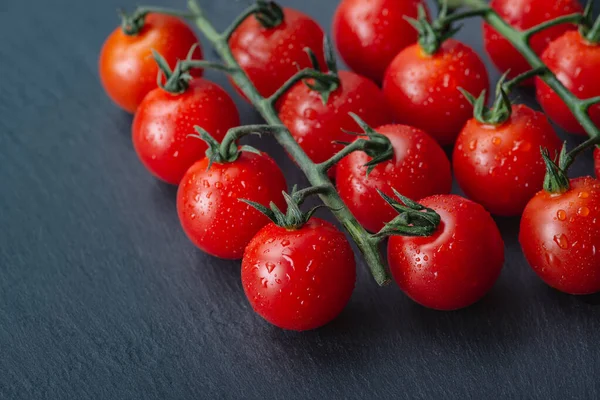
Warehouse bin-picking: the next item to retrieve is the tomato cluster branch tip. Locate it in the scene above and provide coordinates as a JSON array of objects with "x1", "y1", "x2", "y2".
[{"x1": 460, "y1": 71, "x2": 512, "y2": 125}]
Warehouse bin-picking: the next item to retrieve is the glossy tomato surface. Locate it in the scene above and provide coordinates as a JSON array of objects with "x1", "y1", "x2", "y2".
[
  {"x1": 483, "y1": 0, "x2": 582, "y2": 83},
  {"x1": 332, "y1": 0, "x2": 427, "y2": 84},
  {"x1": 336, "y1": 124, "x2": 452, "y2": 233},
  {"x1": 382, "y1": 39, "x2": 489, "y2": 146},
  {"x1": 99, "y1": 14, "x2": 202, "y2": 113},
  {"x1": 520, "y1": 177, "x2": 600, "y2": 294},
  {"x1": 229, "y1": 8, "x2": 325, "y2": 99},
  {"x1": 177, "y1": 152, "x2": 287, "y2": 259},
  {"x1": 132, "y1": 79, "x2": 240, "y2": 185},
  {"x1": 278, "y1": 70, "x2": 393, "y2": 175},
  {"x1": 536, "y1": 31, "x2": 600, "y2": 135},
  {"x1": 453, "y1": 104, "x2": 562, "y2": 216},
  {"x1": 242, "y1": 218, "x2": 356, "y2": 331},
  {"x1": 595, "y1": 147, "x2": 600, "y2": 179},
  {"x1": 388, "y1": 195, "x2": 504, "y2": 310}
]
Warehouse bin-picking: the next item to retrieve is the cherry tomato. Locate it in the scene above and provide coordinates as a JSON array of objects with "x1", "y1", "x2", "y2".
[
  {"x1": 229, "y1": 8, "x2": 325, "y2": 99},
  {"x1": 242, "y1": 218, "x2": 355, "y2": 331},
  {"x1": 453, "y1": 104, "x2": 562, "y2": 216},
  {"x1": 595, "y1": 147, "x2": 600, "y2": 179},
  {"x1": 382, "y1": 39, "x2": 489, "y2": 146},
  {"x1": 99, "y1": 14, "x2": 202, "y2": 113},
  {"x1": 388, "y1": 194, "x2": 504, "y2": 310},
  {"x1": 177, "y1": 152, "x2": 287, "y2": 259},
  {"x1": 336, "y1": 124, "x2": 452, "y2": 233},
  {"x1": 483, "y1": 0, "x2": 582, "y2": 83},
  {"x1": 278, "y1": 70, "x2": 393, "y2": 176},
  {"x1": 536, "y1": 31, "x2": 600, "y2": 135},
  {"x1": 520, "y1": 177, "x2": 600, "y2": 294},
  {"x1": 332, "y1": 0, "x2": 428, "y2": 84},
  {"x1": 132, "y1": 79, "x2": 240, "y2": 185}
]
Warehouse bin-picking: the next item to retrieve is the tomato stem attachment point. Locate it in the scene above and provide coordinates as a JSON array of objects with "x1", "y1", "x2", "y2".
[
  {"x1": 118, "y1": 7, "x2": 197, "y2": 36},
  {"x1": 460, "y1": 71, "x2": 512, "y2": 125}
]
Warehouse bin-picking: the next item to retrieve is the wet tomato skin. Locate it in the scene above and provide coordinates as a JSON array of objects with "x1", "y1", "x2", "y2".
[
  {"x1": 453, "y1": 104, "x2": 562, "y2": 216},
  {"x1": 536, "y1": 31, "x2": 600, "y2": 135},
  {"x1": 388, "y1": 195, "x2": 504, "y2": 310},
  {"x1": 594, "y1": 148, "x2": 600, "y2": 179},
  {"x1": 332, "y1": 0, "x2": 427, "y2": 84},
  {"x1": 99, "y1": 14, "x2": 202, "y2": 113},
  {"x1": 242, "y1": 218, "x2": 356, "y2": 331},
  {"x1": 382, "y1": 39, "x2": 489, "y2": 146},
  {"x1": 519, "y1": 177, "x2": 600, "y2": 295},
  {"x1": 132, "y1": 79, "x2": 240, "y2": 185},
  {"x1": 278, "y1": 70, "x2": 393, "y2": 176},
  {"x1": 229, "y1": 8, "x2": 325, "y2": 99},
  {"x1": 177, "y1": 152, "x2": 287, "y2": 260},
  {"x1": 336, "y1": 124, "x2": 452, "y2": 233},
  {"x1": 483, "y1": 0, "x2": 582, "y2": 83}
]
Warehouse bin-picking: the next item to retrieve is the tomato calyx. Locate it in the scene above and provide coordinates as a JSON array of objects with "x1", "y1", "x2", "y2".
[
  {"x1": 190, "y1": 126, "x2": 262, "y2": 170},
  {"x1": 372, "y1": 189, "x2": 441, "y2": 239},
  {"x1": 241, "y1": 185, "x2": 329, "y2": 230},
  {"x1": 300, "y1": 37, "x2": 341, "y2": 105},
  {"x1": 254, "y1": 1, "x2": 285, "y2": 28},
  {"x1": 406, "y1": 3, "x2": 460, "y2": 55},
  {"x1": 579, "y1": 0, "x2": 600, "y2": 44},
  {"x1": 460, "y1": 72, "x2": 512, "y2": 125},
  {"x1": 117, "y1": 7, "x2": 196, "y2": 36}
]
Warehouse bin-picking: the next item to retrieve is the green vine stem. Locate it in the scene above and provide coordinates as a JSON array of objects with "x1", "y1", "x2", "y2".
[{"x1": 186, "y1": 0, "x2": 390, "y2": 286}]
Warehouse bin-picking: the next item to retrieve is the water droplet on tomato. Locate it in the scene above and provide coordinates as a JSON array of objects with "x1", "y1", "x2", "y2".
[
  {"x1": 553, "y1": 234, "x2": 569, "y2": 249},
  {"x1": 492, "y1": 137, "x2": 502, "y2": 146},
  {"x1": 579, "y1": 191, "x2": 590, "y2": 199},
  {"x1": 266, "y1": 262, "x2": 275, "y2": 273},
  {"x1": 281, "y1": 239, "x2": 290, "y2": 247},
  {"x1": 578, "y1": 207, "x2": 590, "y2": 217},
  {"x1": 557, "y1": 210, "x2": 567, "y2": 221}
]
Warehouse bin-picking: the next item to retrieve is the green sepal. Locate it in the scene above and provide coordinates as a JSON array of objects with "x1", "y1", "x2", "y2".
[
  {"x1": 301, "y1": 37, "x2": 341, "y2": 105},
  {"x1": 459, "y1": 71, "x2": 512, "y2": 125},
  {"x1": 118, "y1": 8, "x2": 147, "y2": 36},
  {"x1": 405, "y1": 3, "x2": 461, "y2": 55},
  {"x1": 189, "y1": 126, "x2": 261, "y2": 170},
  {"x1": 541, "y1": 144, "x2": 571, "y2": 194},
  {"x1": 347, "y1": 113, "x2": 394, "y2": 176},
  {"x1": 255, "y1": 1, "x2": 284, "y2": 28}
]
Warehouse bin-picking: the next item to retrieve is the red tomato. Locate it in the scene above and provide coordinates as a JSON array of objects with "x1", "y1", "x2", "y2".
[
  {"x1": 132, "y1": 79, "x2": 240, "y2": 185},
  {"x1": 595, "y1": 147, "x2": 600, "y2": 179},
  {"x1": 336, "y1": 124, "x2": 452, "y2": 233},
  {"x1": 177, "y1": 152, "x2": 287, "y2": 259},
  {"x1": 520, "y1": 177, "x2": 600, "y2": 294},
  {"x1": 229, "y1": 8, "x2": 325, "y2": 99},
  {"x1": 536, "y1": 31, "x2": 600, "y2": 135},
  {"x1": 242, "y1": 218, "x2": 355, "y2": 331},
  {"x1": 382, "y1": 39, "x2": 489, "y2": 146},
  {"x1": 388, "y1": 194, "x2": 504, "y2": 310},
  {"x1": 453, "y1": 104, "x2": 562, "y2": 216},
  {"x1": 278, "y1": 70, "x2": 393, "y2": 176},
  {"x1": 99, "y1": 14, "x2": 202, "y2": 113},
  {"x1": 332, "y1": 0, "x2": 427, "y2": 84},
  {"x1": 483, "y1": 0, "x2": 582, "y2": 83}
]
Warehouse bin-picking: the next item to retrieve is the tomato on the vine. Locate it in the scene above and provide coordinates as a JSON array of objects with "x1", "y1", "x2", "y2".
[
  {"x1": 536, "y1": 31, "x2": 600, "y2": 135},
  {"x1": 382, "y1": 39, "x2": 489, "y2": 146},
  {"x1": 132, "y1": 79, "x2": 240, "y2": 185},
  {"x1": 520, "y1": 177, "x2": 600, "y2": 294},
  {"x1": 242, "y1": 218, "x2": 355, "y2": 331},
  {"x1": 336, "y1": 124, "x2": 452, "y2": 233},
  {"x1": 99, "y1": 14, "x2": 202, "y2": 113},
  {"x1": 229, "y1": 7, "x2": 325, "y2": 99},
  {"x1": 483, "y1": 0, "x2": 582, "y2": 83},
  {"x1": 388, "y1": 194, "x2": 504, "y2": 310},
  {"x1": 177, "y1": 151, "x2": 287, "y2": 259},
  {"x1": 453, "y1": 104, "x2": 562, "y2": 216},
  {"x1": 332, "y1": 0, "x2": 427, "y2": 84},
  {"x1": 278, "y1": 70, "x2": 393, "y2": 175}
]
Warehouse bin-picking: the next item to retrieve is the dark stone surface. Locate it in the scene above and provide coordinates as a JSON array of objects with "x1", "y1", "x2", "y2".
[{"x1": 1, "y1": 0, "x2": 598, "y2": 398}]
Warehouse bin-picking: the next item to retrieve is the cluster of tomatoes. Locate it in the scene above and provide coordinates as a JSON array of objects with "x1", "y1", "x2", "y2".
[{"x1": 99, "y1": 0, "x2": 600, "y2": 331}]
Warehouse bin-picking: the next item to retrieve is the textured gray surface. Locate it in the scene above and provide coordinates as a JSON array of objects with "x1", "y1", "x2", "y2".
[{"x1": 1, "y1": 0, "x2": 599, "y2": 398}]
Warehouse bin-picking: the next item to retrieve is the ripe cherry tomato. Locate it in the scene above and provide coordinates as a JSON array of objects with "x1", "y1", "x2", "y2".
[
  {"x1": 595, "y1": 147, "x2": 600, "y2": 179},
  {"x1": 278, "y1": 70, "x2": 393, "y2": 176},
  {"x1": 99, "y1": 14, "x2": 202, "y2": 113},
  {"x1": 520, "y1": 177, "x2": 600, "y2": 294},
  {"x1": 332, "y1": 0, "x2": 427, "y2": 84},
  {"x1": 388, "y1": 194, "x2": 504, "y2": 310},
  {"x1": 382, "y1": 39, "x2": 489, "y2": 146},
  {"x1": 483, "y1": 0, "x2": 582, "y2": 83},
  {"x1": 132, "y1": 79, "x2": 240, "y2": 185},
  {"x1": 536, "y1": 31, "x2": 600, "y2": 135},
  {"x1": 336, "y1": 124, "x2": 452, "y2": 233},
  {"x1": 229, "y1": 8, "x2": 325, "y2": 99},
  {"x1": 453, "y1": 104, "x2": 562, "y2": 216},
  {"x1": 177, "y1": 152, "x2": 287, "y2": 259},
  {"x1": 242, "y1": 218, "x2": 355, "y2": 331}
]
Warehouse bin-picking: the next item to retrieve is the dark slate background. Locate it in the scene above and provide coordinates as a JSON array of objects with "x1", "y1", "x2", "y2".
[{"x1": 1, "y1": 0, "x2": 599, "y2": 398}]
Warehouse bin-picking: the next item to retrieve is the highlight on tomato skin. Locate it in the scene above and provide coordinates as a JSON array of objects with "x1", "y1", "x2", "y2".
[
  {"x1": 387, "y1": 194, "x2": 505, "y2": 311},
  {"x1": 132, "y1": 79, "x2": 240, "y2": 185},
  {"x1": 453, "y1": 104, "x2": 563, "y2": 217},
  {"x1": 176, "y1": 152, "x2": 287, "y2": 260},
  {"x1": 99, "y1": 14, "x2": 203, "y2": 113},
  {"x1": 241, "y1": 218, "x2": 356, "y2": 331},
  {"x1": 336, "y1": 124, "x2": 452, "y2": 233},
  {"x1": 483, "y1": 0, "x2": 583, "y2": 83},
  {"x1": 519, "y1": 177, "x2": 600, "y2": 295}
]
